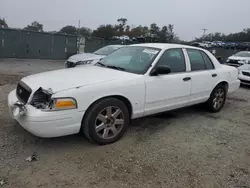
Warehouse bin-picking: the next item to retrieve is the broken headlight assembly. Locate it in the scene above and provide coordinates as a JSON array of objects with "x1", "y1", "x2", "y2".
[
  {"x1": 30, "y1": 88, "x2": 77, "y2": 111},
  {"x1": 47, "y1": 98, "x2": 77, "y2": 111}
]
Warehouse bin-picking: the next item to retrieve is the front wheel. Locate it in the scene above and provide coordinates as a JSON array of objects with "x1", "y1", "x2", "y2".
[
  {"x1": 81, "y1": 98, "x2": 130, "y2": 145},
  {"x1": 207, "y1": 85, "x2": 227, "y2": 113}
]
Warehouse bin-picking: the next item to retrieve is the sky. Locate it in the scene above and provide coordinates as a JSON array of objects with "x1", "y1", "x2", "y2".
[{"x1": 1, "y1": 0, "x2": 250, "y2": 41}]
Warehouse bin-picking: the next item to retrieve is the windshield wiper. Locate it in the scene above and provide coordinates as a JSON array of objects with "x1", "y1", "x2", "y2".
[
  {"x1": 95, "y1": 62, "x2": 126, "y2": 71},
  {"x1": 95, "y1": 62, "x2": 106, "y2": 67},
  {"x1": 106, "y1": 65, "x2": 126, "y2": 71}
]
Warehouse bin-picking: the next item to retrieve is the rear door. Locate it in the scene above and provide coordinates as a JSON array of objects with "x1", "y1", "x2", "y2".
[{"x1": 184, "y1": 48, "x2": 219, "y2": 105}]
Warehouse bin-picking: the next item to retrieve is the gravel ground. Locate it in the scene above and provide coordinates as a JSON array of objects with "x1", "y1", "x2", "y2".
[
  {"x1": 0, "y1": 60, "x2": 250, "y2": 188},
  {"x1": 0, "y1": 59, "x2": 64, "y2": 75}
]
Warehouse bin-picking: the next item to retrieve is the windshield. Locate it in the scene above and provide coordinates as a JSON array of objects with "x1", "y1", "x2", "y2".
[
  {"x1": 94, "y1": 46, "x2": 121, "y2": 55},
  {"x1": 96, "y1": 46, "x2": 161, "y2": 74},
  {"x1": 235, "y1": 51, "x2": 250, "y2": 57}
]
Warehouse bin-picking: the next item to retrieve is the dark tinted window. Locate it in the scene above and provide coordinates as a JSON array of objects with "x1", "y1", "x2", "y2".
[
  {"x1": 157, "y1": 49, "x2": 186, "y2": 73},
  {"x1": 187, "y1": 49, "x2": 206, "y2": 71},
  {"x1": 201, "y1": 51, "x2": 214, "y2": 69}
]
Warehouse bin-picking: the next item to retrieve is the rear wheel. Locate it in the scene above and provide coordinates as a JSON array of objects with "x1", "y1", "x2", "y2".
[
  {"x1": 207, "y1": 85, "x2": 227, "y2": 113},
  {"x1": 81, "y1": 98, "x2": 130, "y2": 145}
]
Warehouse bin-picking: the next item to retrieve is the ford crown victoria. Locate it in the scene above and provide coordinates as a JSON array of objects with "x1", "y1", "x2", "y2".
[{"x1": 8, "y1": 43, "x2": 240, "y2": 145}]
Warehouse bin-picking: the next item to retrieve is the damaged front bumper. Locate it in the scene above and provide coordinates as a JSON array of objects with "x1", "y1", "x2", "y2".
[{"x1": 8, "y1": 90, "x2": 84, "y2": 138}]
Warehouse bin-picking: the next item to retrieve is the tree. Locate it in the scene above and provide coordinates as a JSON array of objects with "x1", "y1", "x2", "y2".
[
  {"x1": 59, "y1": 25, "x2": 77, "y2": 35},
  {"x1": 149, "y1": 23, "x2": 160, "y2": 37},
  {"x1": 116, "y1": 18, "x2": 127, "y2": 34},
  {"x1": 130, "y1": 25, "x2": 144, "y2": 37},
  {"x1": 159, "y1": 26, "x2": 168, "y2": 42},
  {"x1": 142, "y1": 26, "x2": 149, "y2": 36},
  {"x1": 167, "y1": 24, "x2": 174, "y2": 42},
  {"x1": 92, "y1": 24, "x2": 116, "y2": 40},
  {"x1": 24, "y1": 21, "x2": 43, "y2": 32},
  {"x1": 0, "y1": 17, "x2": 8, "y2": 28},
  {"x1": 79, "y1": 27, "x2": 92, "y2": 36},
  {"x1": 59, "y1": 26, "x2": 91, "y2": 36}
]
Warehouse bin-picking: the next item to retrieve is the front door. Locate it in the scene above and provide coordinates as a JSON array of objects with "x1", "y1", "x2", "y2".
[{"x1": 144, "y1": 48, "x2": 191, "y2": 116}]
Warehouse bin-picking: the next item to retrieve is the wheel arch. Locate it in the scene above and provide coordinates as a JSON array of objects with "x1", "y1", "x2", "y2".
[
  {"x1": 212, "y1": 81, "x2": 229, "y2": 94},
  {"x1": 83, "y1": 95, "x2": 133, "y2": 119}
]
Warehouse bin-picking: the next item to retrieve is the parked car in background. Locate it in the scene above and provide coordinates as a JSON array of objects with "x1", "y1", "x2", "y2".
[
  {"x1": 225, "y1": 42, "x2": 237, "y2": 49},
  {"x1": 119, "y1": 35, "x2": 130, "y2": 40},
  {"x1": 226, "y1": 51, "x2": 250, "y2": 67},
  {"x1": 238, "y1": 64, "x2": 250, "y2": 85},
  {"x1": 237, "y1": 42, "x2": 250, "y2": 50},
  {"x1": 8, "y1": 43, "x2": 240, "y2": 145},
  {"x1": 191, "y1": 42, "x2": 210, "y2": 48},
  {"x1": 212, "y1": 41, "x2": 225, "y2": 47},
  {"x1": 202, "y1": 41, "x2": 213, "y2": 48},
  {"x1": 65, "y1": 45, "x2": 124, "y2": 68}
]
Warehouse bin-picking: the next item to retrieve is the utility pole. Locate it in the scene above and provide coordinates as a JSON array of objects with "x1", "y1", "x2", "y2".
[{"x1": 78, "y1": 20, "x2": 81, "y2": 53}]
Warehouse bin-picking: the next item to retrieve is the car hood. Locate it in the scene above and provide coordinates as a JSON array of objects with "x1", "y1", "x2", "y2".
[
  {"x1": 238, "y1": 64, "x2": 250, "y2": 71},
  {"x1": 228, "y1": 56, "x2": 250, "y2": 61},
  {"x1": 21, "y1": 66, "x2": 139, "y2": 93},
  {"x1": 68, "y1": 53, "x2": 106, "y2": 63}
]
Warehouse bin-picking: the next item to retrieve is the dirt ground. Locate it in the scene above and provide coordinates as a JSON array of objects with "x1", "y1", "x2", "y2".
[{"x1": 0, "y1": 59, "x2": 250, "y2": 188}]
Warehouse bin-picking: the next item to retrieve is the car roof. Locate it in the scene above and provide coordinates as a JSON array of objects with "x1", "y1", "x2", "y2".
[{"x1": 130, "y1": 43, "x2": 203, "y2": 50}]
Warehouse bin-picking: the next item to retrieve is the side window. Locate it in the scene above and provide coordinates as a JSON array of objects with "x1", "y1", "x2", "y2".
[
  {"x1": 186, "y1": 49, "x2": 206, "y2": 71},
  {"x1": 201, "y1": 51, "x2": 214, "y2": 69},
  {"x1": 157, "y1": 48, "x2": 186, "y2": 73}
]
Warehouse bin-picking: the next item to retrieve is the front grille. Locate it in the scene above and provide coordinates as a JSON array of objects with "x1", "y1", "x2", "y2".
[
  {"x1": 242, "y1": 71, "x2": 250, "y2": 77},
  {"x1": 16, "y1": 81, "x2": 32, "y2": 104}
]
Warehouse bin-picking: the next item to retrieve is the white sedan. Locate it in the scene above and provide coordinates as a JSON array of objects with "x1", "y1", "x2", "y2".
[
  {"x1": 238, "y1": 64, "x2": 250, "y2": 85},
  {"x1": 226, "y1": 51, "x2": 250, "y2": 67},
  {"x1": 8, "y1": 43, "x2": 240, "y2": 145},
  {"x1": 65, "y1": 45, "x2": 124, "y2": 68}
]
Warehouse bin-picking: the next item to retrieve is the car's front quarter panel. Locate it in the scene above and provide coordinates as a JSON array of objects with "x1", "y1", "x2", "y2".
[{"x1": 52, "y1": 77, "x2": 146, "y2": 119}]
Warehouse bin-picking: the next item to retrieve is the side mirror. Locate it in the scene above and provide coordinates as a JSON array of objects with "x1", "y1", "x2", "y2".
[{"x1": 151, "y1": 65, "x2": 171, "y2": 76}]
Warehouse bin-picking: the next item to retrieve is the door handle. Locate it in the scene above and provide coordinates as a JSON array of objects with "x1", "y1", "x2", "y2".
[
  {"x1": 183, "y1": 77, "x2": 191, "y2": 81},
  {"x1": 212, "y1": 74, "x2": 217, "y2": 77}
]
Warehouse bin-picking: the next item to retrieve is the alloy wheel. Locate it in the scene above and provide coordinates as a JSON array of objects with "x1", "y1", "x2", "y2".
[
  {"x1": 213, "y1": 88, "x2": 225, "y2": 110},
  {"x1": 95, "y1": 106, "x2": 124, "y2": 139}
]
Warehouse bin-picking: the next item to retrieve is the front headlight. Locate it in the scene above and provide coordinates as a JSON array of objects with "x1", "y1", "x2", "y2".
[
  {"x1": 11, "y1": 103, "x2": 27, "y2": 117},
  {"x1": 44, "y1": 98, "x2": 77, "y2": 111},
  {"x1": 242, "y1": 60, "x2": 250, "y2": 64},
  {"x1": 76, "y1": 60, "x2": 93, "y2": 66}
]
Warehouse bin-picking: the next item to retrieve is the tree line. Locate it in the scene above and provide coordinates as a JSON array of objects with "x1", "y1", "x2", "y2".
[
  {"x1": 59, "y1": 18, "x2": 178, "y2": 43},
  {"x1": 195, "y1": 29, "x2": 250, "y2": 43},
  {"x1": 1, "y1": 17, "x2": 250, "y2": 42},
  {"x1": 0, "y1": 17, "x2": 178, "y2": 43}
]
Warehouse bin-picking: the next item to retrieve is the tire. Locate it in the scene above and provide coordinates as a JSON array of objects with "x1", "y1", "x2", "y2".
[
  {"x1": 81, "y1": 98, "x2": 130, "y2": 145},
  {"x1": 207, "y1": 84, "x2": 227, "y2": 113}
]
